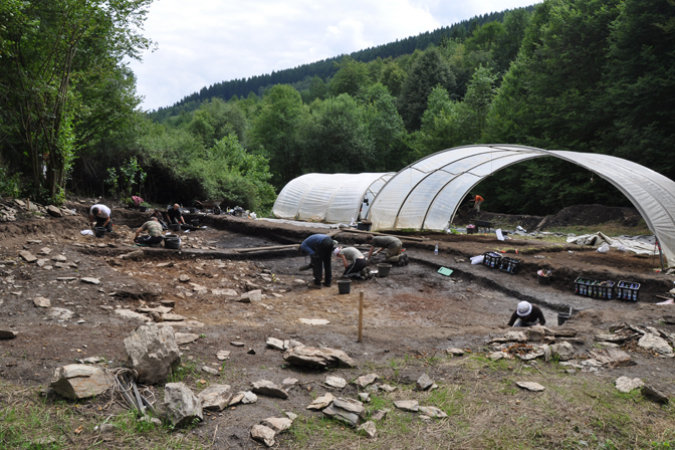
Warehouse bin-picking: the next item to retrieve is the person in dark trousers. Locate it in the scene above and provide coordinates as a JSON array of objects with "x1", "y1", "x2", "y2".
[
  {"x1": 335, "y1": 246, "x2": 368, "y2": 279},
  {"x1": 133, "y1": 217, "x2": 164, "y2": 246},
  {"x1": 508, "y1": 301, "x2": 546, "y2": 327},
  {"x1": 300, "y1": 234, "x2": 337, "y2": 287},
  {"x1": 166, "y1": 203, "x2": 185, "y2": 225},
  {"x1": 89, "y1": 204, "x2": 112, "y2": 232}
]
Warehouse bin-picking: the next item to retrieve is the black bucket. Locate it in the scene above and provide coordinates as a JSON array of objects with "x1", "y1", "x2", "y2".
[
  {"x1": 377, "y1": 263, "x2": 391, "y2": 277},
  {"x1": 94, "y1": 226, "x2": 106, "y2": 238},
  {"x1": 164, "y1": 235, "x2": 181, "y2": 249},
  {"x1": 168, "y1": 223, "x2": 180, "y2": 232},
  {"x1": 557, "y1": 312, "x2": 571, "y2": 326},
  {"x1": 337, "y1": 279, "x2": 351, "y2": 294}
]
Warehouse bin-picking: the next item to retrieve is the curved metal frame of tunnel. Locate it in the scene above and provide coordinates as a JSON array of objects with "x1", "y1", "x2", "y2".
[{"x1": 366, "y1": 144, "x2": 675, "y2": 266}]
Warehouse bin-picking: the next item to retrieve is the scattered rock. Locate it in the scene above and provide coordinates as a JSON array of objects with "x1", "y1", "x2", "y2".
[
  {"x1": 588, "y1": 348, "x2": 633, "y2": 367},
  {"x1": 114, "y1": 309, "x2": 151, "y2": 322},
  {"x1": 50, "y1": 364, "x2": 113, "y2": 400},
  {"x1": 49, "y1": 307, "x2": 74, "y2": 321},
  {"x1": 178, "y1": 274, "x2": 190, "y2": 283},
  {"x1": 323, "y1": 398, "x2": 364, "y2": 427},
  {"x1": 229, "y1": 391, "x2": 257, "y2": 406},
  {"x1": 163, "y1": 382, "x2": 203, "y2": 428},
  {"x1": 266, "y1": 337, "x2": 285, "y2": 350},
  {"x1": 81, "y1": 277, "x2": 100, "y2": 285},
  {"x1": 419, "y1": 406, "x2": 448, "y2": 418},
  {"x1": 615, "y1": 376, "x2": 644, "y2": 393},
  {"x1": 216, "y1": 350, "x2": 230, "y2": 361},
  {"x1": 641, "y1": 385, "x2": 669, "y2": 405},
  {"x1": 283, "y1": 345, "x2": 356, "y2": 369},
  {"x1": 282, "y1": 377, "x2": 298, "y2": 387},
  {"x1": 358, "y1": 420, "x2": 377, "y2": 438},
  {"x1": 370, "y1": 409, "x2": 389, "y2": 421},
  {"x1": 394, "y1": 400, "x2": 419, "y2": 412},
  {"x1": 211, "y1": 288, "x2": 238, "y2": 297},
  {"x1": 19, "y1": 251, "x2": 37, "y2": 263},
  {"x1": 307, "y1": 393, "x2": 335, "y2": 410},
  {"x1": 198, "y1": 384, "x2": 232, "y2": 411},
  {"x1": 119, "y1": 250, "x2": 144, "y2": 260},
  {"x1": 516, "y1": 381, "x2": 545, "y2": 392},
  {"x1": 298, "y1": 318, "x2": 330, "y2": 325},
  {"x1": 173, "y1": 332, "x2": 199, "y2": 345},
  {"x1": 377, "y1": 384, "x2": 396, "y2": 392},
  {"x1": 239, "y1": 289, "x2": 262, "y2": 303},
  {"x1": 489, "y1": 351, "x2": 506, "y2": 361},
  {"x1": 201, "y1": 365, "x2": 218, "y2": 375},
  {"x1": 38, "y1": 247, "x2": 52, "y2": 255},
  {"x1": 416, "y1": 373, "x2": 434, "y2": 391},
  {"x1": 33, "y1": 296, "x2": 51, "y2": 308},
  {"x1": 261, "y1": 417, "x2": 292, "y2": 433},
  {"x1": 550, "y1": 341, "x2": 576, "y2": 361},
  {"x1": 0, "y1": 330, "x2": 17, "y2": 340},
  {"x1": 251, "y1": 380, "x2": 288, "y2": 399},
  {"x1": 250, "y1": 424, "x2": 276, "y2": 447},
  {"x1": 52, "y1": 254, "x2": 67, "y2": 262},
  {"x1": 354, "y1": 373, "x2": 379, "y2": 388},
  {"x1": 78, "y1": 356, "x2": 105, "y2": 364},
  {"x1": 46, "y1": 205, "x2": 63, "y2": 217},
  {"x1": 325, "y1": 376, "x2": 347, "y2": 389},
  {"x1": 161, "y1": 313, "x2": 185, "y2": 322},
  {"x1": 124, "y1": 324, "x2": 181, "y2": 384},
  {"x1": 446, "y1": 347, "x2": 465, "y2": 356},
  {"x1": 637, "y1": 333, "x2": 674, "y2": 357},
  {"x1": 358, "y1": 392, "x2": 370, "y2": 403},
  {"x1": 230, "y1": 341, "x2": 245, "y2": 347}
]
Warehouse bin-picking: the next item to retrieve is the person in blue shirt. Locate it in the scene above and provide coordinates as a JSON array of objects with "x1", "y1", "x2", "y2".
[{"x1": 300, "y1": 234, "x2": 337, "y2": 288}]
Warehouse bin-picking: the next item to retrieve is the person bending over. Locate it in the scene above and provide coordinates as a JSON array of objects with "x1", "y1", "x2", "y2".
[
  {"x1": 300, "y1": 234, "x2": 337, "y2": 288},
  {"x1": 134, "y1": 217, "x2": 164, "y2": 246},
  {"x1": 508, "y1": 301, "x2": 546, "y2": 327},
  {"x1": 335, "y1": 246, "x2": 368, "y2": 279},
  {"x1": 89, "y1": 204, "x2": 112, "y2": 232}
]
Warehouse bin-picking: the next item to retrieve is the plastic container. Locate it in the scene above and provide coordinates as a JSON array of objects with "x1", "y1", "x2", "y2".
[
  {"x1": 168, "y1": 223, "x2": 180, "y2": 232},
  {"x1": 337, "y1": 279, "x2": 351, "y2": 294},
  {"x1": 482, "y1": 252, "x2": 502, "y2": 269},
  {"x1": 616, "y1": 280, "x2": 640, "y2": 302},
  {"x1": 94, "y1": 226, "x2": 107, "y2": 238},
  {"x1": 499, "y1": 257, "x2": 521, "y2": 274},
  {"x1": 376, "y1": 263, "x2": 392, "y2": 277},
  {"x1": 164, "y1": 235, "x2": 181, "y2": 249},
  {"x1": 557, "y1": 312, "x2": 571, "y2": 326},
  {"x1": 574, "y1": 277, "x2": 615, "y2": 299}
]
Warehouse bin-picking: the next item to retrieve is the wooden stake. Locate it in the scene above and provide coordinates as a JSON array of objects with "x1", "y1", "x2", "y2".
[{"x1": 357, "y1": 291, "x2": 364, "y2": 343}]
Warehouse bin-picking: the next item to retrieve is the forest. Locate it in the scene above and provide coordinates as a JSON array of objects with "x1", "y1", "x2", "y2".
[{"x1": 0, "y1": 0, "x2": 673, "y2": 216}]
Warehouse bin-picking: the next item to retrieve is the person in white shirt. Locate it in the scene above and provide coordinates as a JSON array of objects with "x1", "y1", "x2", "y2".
[{"x1": 89, "y1": 203, "x2": 112, "y2": 232}]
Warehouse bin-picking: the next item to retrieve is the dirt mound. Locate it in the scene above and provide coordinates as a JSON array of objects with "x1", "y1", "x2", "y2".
[{"x1": 538, "y1": 204, "x2": 642, "y2": 229}]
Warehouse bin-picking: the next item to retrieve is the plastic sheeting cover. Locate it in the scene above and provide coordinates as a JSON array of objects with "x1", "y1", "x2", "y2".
[
  {"x1": 367, "y1": 144, "x2": 675, "y2": 267},
  {"x1": 273, "y1": 173, "x2": 393, "y2": 224}
]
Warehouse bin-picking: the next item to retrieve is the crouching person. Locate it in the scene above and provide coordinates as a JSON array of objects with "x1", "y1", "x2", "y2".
[
  {"x1": 508, "y1": 301, "x2": 546, "y2": 327},
  {"x1": 134, "y1": 217, "x2": 164, "y2": 246},
  {"x1": 335, "y1": 246, "x2": 369, "y2": 279}
]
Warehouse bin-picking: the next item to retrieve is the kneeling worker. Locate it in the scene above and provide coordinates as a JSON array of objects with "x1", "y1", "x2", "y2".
[
  {"x1": 508, "y1": 301, "x2": 546, "y2": 327},
  {"x1": 366, "y1": 234, "x2": 403, "y2": 264},
  {"x1": 134, "y1": 217, "x2": 164, "y2": 246},
  {"x1": 335, "y1": 246, "x2": 368, "y2": 279}
]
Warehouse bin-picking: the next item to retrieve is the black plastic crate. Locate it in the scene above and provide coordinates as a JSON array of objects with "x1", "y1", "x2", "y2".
[
  {"x1": 574, "y1": 277, "x2": 615, "y2": 299},
  {"x1": 499, "y1": 256, "x2": 521, "y2": 274},
  {"x1": 616, "y1": 280, "x2": 640, "y2": 302},
  {"x1": 482, "y1": 252, "x2": 502, "y2": 269}
]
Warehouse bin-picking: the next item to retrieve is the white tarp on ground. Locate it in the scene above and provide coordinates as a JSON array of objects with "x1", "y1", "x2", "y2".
[
  {"x1": 366, "y1": 145, "x2": 675, "y2": 267},
  {"x1": 566, "y1": 232, "x2": 658, "y2": 257},
  {"x1": 272, "y1": 173, "x2": 393, "y2": 224}
]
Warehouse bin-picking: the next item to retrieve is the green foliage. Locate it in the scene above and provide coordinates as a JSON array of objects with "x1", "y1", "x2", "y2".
[
  {"x1": 0, "y1": 167, "x2": 22, "y2": 198},
  {"x1": 105, "y1": 157, "x2": 146, "y2": 201}
]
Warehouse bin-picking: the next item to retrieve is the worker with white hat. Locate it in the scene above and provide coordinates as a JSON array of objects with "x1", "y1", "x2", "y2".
[{"x1": 508, "y1": 301, "x2": 546, "y2": 327}]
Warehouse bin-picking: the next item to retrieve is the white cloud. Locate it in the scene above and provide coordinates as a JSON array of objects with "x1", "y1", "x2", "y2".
[{"x1": 129, "y1": 0, "x2": 540, "y2": 110}]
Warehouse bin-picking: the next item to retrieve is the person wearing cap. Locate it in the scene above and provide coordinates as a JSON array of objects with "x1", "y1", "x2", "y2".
[
  {"x1": 299, "y1": 234, "x2": 337, "y2": 287},
  {"x1": 335, "y1": 246, "x2": 368, "y2": 279},
  {"x1": 508, "y1": 301, "x2": 546, "y2": 327},
  {"x1": 89, "y1": 203, "x2": 112, "y2": 232},
  {"x1": 366, "y1": 234, "x2": 403, "y2": 264},
  {"x1": 474, "y1": 194, "x2": 484, "y2": 212}
]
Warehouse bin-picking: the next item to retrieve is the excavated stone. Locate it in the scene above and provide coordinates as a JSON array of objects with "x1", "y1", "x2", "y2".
[
  {"x1": 261, "y1": 417, "x2": 292, "y2": 433},
  {"x1": 307, "y1": 393, "x2": 335, "y2": 410},
  {"x1": 50, "y1": 364, "x2": 113, "y2": 400},
  {"x1": 163, "y1": 382, "x2": 203, "y2": 428},
  {"x1": 250, "y1": 424, "x2": 276, "y2": 447},
  {"x1": 516, "y1": 381, "x2": 545, "y2": 392},
  {"x1": 354, "y1": 373, "x2": 378, "y2": 388},
  {"x1": 283, "y1": 345, "x2": 355, "y2": 369},
  {"x1": 251, "y1": 380, "x2": 288, "y2": 399},
  {"x1": 615, "y1": 376, "x2": 644, "y2": 393},
  {"x1": 416, "y1": 373, "x2": 434, "y2": 391},
  {"x1": 325, "y1": 376, "x2": 347, "y2": 389},
  {"x1": 394, "y1": 400, "x2": 419, "y2": 412},
  {"x1": 419, "y1": 406, "x2": 448, "y2": 418},
  {"x1": 638, "y1": 333, "x2": 674, "y2": 357},
  {"x1": 198, "y1": 384, "x2": 232, "y2": 411},
  {"x1": 124, "y1": 324, "x2": 180, "y2": 384}
]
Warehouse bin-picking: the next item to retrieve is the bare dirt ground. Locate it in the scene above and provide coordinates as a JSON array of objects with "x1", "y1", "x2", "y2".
[{"x1": 1, "y1": 199, "x2": 674, "y2": 448}]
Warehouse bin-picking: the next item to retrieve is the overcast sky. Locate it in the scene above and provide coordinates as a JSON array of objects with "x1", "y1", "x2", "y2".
[{"x1": 128, "y1": 0, "x2": 540, "y2": 111}]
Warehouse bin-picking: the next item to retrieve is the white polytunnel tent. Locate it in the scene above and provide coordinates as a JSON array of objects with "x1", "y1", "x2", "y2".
[
  {"x1": 272, "y1": 172, "x2": 394, "y2": 224},
  {"x1": 366, "y1": 144, "x2": 675, "y2": 267}
]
